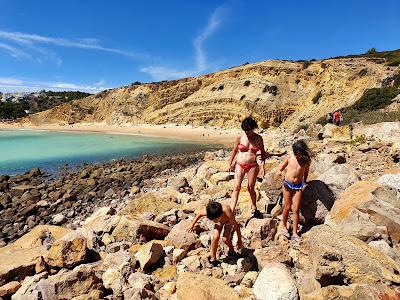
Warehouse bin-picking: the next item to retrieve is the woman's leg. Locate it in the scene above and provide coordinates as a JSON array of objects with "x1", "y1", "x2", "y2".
[
  {"x1": 281, "y1": 185, "x2": 294, "y2": 230},
  {"x1": 247, "y1": 165, "x2": 260, "y2": 210},
  {"x1": 230, "y1": 164, "x2": 246, "y2": 212},
  {"x1": 291, "y1": 190, "x2": 303, "y2": 238}
]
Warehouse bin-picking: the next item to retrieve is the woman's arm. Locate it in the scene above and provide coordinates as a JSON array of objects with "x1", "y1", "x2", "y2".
[
  {"x1": 227, "y1": 135, "x2": 240, "y2": 172},
  {"x1": 187, "y1": 211, "x2": 206, "y2": 232},
  {"x1": 258, "y1": 136, "x2": 270, "y2": 161}
]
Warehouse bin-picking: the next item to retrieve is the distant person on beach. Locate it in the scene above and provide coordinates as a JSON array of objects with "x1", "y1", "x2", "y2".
[
  {"x1": 326, "y1": 112, "x2": 333, "y2": 124},
  {"x1": 332, "y1": 110, "x2": 342, "y2": 126},
  {"x1": 275, "y1": 140, "x2": 311, "y2": 242},
  {"x1": 227, "y1": 117, "x2": 270, "y2": 214},
  {"x1": 187, "y1": 201, "x2": 243, "y2": 265}
]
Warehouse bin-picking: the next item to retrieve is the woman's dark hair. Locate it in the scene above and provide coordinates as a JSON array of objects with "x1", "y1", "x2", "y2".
[
  {"x1": 292, "y1": 140, "x2": 311, "y2": 165},
  {"x1": 206, "y1": 201, "x2": 223, "y2": 220},
  {"x1": 241, "y1": 117, "x2": 258, "y2": 131}
]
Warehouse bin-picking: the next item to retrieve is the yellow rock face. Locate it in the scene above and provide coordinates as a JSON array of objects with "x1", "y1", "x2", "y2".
[{"x1": 30, "y1": 58, "x2": 398, "y2": 130}]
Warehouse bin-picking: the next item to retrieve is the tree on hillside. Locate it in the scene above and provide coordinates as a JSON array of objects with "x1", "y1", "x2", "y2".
[{"x1": 367, "y1": 48, "x2": 377, "y2": 54}]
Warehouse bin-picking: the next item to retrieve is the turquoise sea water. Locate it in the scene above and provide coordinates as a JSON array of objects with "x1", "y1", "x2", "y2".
[{"x1": 0, "y1": 129, "x2": 211, "y2": 175}]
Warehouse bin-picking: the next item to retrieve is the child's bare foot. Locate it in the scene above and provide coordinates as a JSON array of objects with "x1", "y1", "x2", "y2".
[
  {"x1": 279, "y1": 227, "x2": 290, "y2": 238},
  {"x1": 291, "y1": 234, "x2": 301, "y2": 243}
]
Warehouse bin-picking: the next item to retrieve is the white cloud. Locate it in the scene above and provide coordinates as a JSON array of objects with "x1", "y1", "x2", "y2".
[
  {"x1": 141, "y1": 5, "x2": 227, "y2": 81},
  {"x1": 193, "y1": 6, "x2": 225, "y2": 72},
  {"x1": 0, "y1": 77, "x2": 25, "y2": 85},
  {"x1": 0, "y1": 42, "x2": 30, "y2": 59},
  {"x1": 0, "y1": 77, "x2": 109, "y2": 93},
  {"x1": 93, "y1": 79, "x2": 106, "y2": 86},
  {"x1": 0, "y1": 30, "x2": 150, "y2": 66}
]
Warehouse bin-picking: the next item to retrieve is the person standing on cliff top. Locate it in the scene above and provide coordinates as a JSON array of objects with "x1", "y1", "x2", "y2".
[{"x1": 227, "y1": 117, "x2": 271, "y2": 215}]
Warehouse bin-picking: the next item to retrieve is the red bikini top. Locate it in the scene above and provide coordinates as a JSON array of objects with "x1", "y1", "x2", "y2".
[{"x1": 238, "y1": 143, "x2": 259, "y2": 153}]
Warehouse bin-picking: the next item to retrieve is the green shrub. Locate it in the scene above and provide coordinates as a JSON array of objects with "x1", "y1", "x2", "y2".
[
  {"x1": 349, "y1": 134, "x2": 366, "y2": 145},
  {"x1": 312, "y1": 91, "x2": 322, "y2": 104},
  {"x1": 358, "y1": 69, "x2": 368, "y2": 77},
  {"x1": 352, "y1": 87, "x2": 399, "y2": 111},
  {"x1": 393, "y1": 75, "x2": 400, "y2": 88},
  {"x1": 387, "y1": 60, "x2": 400, "y2": 66},
  {"x1": 303, "y1": 61, "x2": 311, "y2": 69},
  {"x1": 263, "y1": 85, "x2": 278, "y2": 96},
  {"x1": 244, "y1": 80, "x2": 251, "y2": 87},
  {"x1": 367, "y1": 48, "x2": 377, "y2": 54},
  {"x1": 0, "y1": 102, "x2": 28, "y2": 119}
]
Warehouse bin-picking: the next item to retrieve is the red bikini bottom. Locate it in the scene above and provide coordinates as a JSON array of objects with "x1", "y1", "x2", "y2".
[{"x1": 238, "y1": 163, "x2": 257, "y2": 173}]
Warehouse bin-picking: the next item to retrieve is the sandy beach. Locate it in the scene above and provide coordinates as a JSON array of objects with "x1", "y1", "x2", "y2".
[{"x1": 0, "y1": 122, "x2": 240, "y2": 145}]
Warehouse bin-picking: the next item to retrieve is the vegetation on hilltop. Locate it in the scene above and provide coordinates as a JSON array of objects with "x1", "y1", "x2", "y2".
[
  {"x1": 0, "y1": 101, "x2": 29, "y2": 120},
  {"x1": 0, "y1": 90, "x2": 91, "y2": 120},
  {"x1": 331, "y1": 48, "x2": 400, "y2": 66}
]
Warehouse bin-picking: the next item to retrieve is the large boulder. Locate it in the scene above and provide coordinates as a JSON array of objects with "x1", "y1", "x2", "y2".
[
  {"x1": 168, "y1": 176, "x2": 189, "y2": 190},
  {"x1": 245, "y1": 218, "x2": 278, "y2": 249},
  {"x1": 253, "y1": 245, "x2": 291, "y2": 269},
  {"x1": 0, "y1": 281, "x2": 21, "y2": 297},
  {"x1": 165, "y1": 220, "x2": 199, "y2": 251},
  {"x1": 111, "y1": 216, "x2": 170, "y2": 243},
  {"x1": 317, "y1": 164, "x2": 360, "y2": 199},
  {"x1": 12, "y1": 264, "x2": 103, "y2": 300},
  {"x1": 377, "y1": 173, "x2": 400, "y2": 191},
  {"x1": 135, "y1": 241, "x2": 164, "y2": 271},
  {"x1": 46, "y1": 236, "x2": 88, "y2": 269},
  {"x1": 124, "y1": 273, "x2": 157, "y2": 299},
  {"x1": 0, "y1": 225, "x2": 71, "y2": 286},
  {"x1": 325, "y1": 181, "x2": 400, "y2": 244},
  {"x1": 102, "y1": 250, "x2": 135, "y2": 295},
  {"x1": 176, "y1": 272, "x2": 240, "y2": 300},
  {"x1": 294, "y1": 225, "x2": 400, "y2": 287},
  {"x1": 253, "y1": 262, "x2": 298, "y2": 300}
]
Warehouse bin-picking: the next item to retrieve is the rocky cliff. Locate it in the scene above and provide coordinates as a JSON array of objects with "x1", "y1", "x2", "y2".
[{"x1": 31, "y1": 56, "x2": 399, "y2": 130}]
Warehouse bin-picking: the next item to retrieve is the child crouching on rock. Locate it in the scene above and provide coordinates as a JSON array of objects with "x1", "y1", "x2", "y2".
[
  {"x1": 187, "y1": 201, "x2": 243, "y2": 266},
  {"x1": 275, "y1": 140, "x2": 311, "y2": 242}
]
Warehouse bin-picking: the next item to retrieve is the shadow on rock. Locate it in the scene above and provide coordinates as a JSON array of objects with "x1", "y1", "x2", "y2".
[{"x1": 301, "y1": 180, "x2": 335, "y2": 226}]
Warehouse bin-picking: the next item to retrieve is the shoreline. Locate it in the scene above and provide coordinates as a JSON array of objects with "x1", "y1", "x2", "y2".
[{"x1": 0, "y1": 122, "x2": 239, "y2": 145}]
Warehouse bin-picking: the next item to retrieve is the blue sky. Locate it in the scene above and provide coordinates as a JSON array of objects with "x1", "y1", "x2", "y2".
[{"x1": 1, "y1": 0, "x2": 399, "y2": 93}]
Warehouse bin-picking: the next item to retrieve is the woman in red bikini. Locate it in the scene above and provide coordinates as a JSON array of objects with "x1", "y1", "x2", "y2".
[{"x1": 227, "y1": 117, "x2": 270, "y2": 214}]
